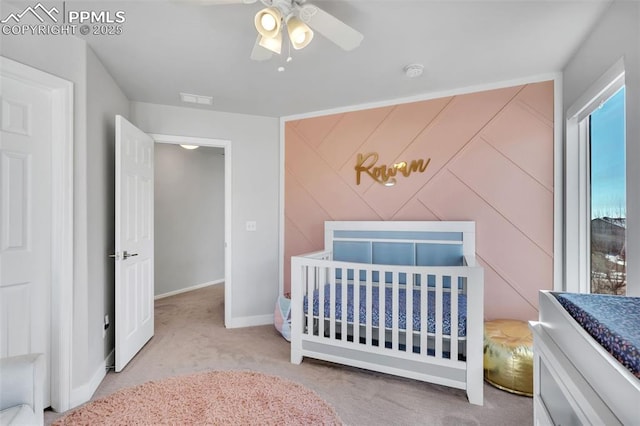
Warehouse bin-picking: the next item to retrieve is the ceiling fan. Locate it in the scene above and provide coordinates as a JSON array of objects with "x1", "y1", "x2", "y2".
[{"x1": 194, "y1": 0, "x2": 364, "y2": 61}]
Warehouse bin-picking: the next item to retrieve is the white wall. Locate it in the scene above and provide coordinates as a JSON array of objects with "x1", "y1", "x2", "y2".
[
  {"x1": 86, "y1": 48, "x2": 130, "y2": 377},
  {"x1": 131, "y1": 102, "x2": 280, "y2": 323},
  {"x1": 155, "y1": 144, "x2": 225, "y2": 296},
  {"x1": 563, "y1": 0, "x2": 640, "y2": 296}
]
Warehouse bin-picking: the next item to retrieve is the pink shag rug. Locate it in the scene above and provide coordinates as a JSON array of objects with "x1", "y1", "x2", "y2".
[{"x1": 53, "y1": 370, "x2": 341, "y2": 425}]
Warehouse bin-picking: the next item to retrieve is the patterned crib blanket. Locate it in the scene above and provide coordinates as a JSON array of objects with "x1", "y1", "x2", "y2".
[
  {"x1": 552, "y1": 292, "x2": 640, "y2": 379},
  {"x1": 303, "y1": 283, "x2": 467, "y2": 337}
]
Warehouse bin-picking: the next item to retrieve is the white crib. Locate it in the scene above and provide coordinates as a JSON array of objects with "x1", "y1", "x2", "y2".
[{"x1": 290, "y1": 221, "x2": 484, "y2": 405}]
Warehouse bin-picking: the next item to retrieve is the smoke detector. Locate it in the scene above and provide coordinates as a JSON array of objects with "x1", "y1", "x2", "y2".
[{"x1": 404, "y1": 64, "x2": 424, "y2": 78}]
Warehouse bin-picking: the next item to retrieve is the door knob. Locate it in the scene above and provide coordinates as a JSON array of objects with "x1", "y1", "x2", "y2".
[
  {"x1": 108, "y1": 251, "x2": 138, "y2": 260},
  {"x1": 123, "y1": 251, "x2": 138, "y2": 260}
]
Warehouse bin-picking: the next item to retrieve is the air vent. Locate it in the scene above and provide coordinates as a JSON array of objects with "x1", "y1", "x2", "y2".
[{"x1": 180, "y1": 92, "x2": 213, "y2": 106}]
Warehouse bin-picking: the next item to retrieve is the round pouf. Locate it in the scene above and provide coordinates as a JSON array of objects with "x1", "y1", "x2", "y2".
[{"x1": 483, "y1": 319, "x2": 533, "y2": 396}]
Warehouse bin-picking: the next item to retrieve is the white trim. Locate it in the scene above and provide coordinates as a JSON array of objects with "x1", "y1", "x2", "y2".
[
  {"x1": 226, "y1": 313, "x2": 274, "y2": 328},
  {"x1": 565, "y1": 115, "x2": 580, "y2": 293},
  {"x1": 566, "y1": 58, "x2": 625, "y2": 120},
  {"x1": 154, "y1": 279, "x2": 223, "y2": 300},
  {"x1": 0, "y1": 56, "x2": 74, "y2": 412},
  {"x1": 553, "y1": 74, "x2": 564, "y2": 291},
  {"x1": 149, "y1": 134, "x2": 234, "y2": 328},
  {"x1": 278, "y1": 118, "x2": 286, "y2": 297},
  {"x1": 69, "y1": 350, "x2": 111, "y2": 409},
  {"x1": 578, "y1": 119, "x2": 590, "y2": 294},
  {"x1": 282, "y1": 72, "x2": 560, "y2": 121},
  {"x1": 280, "y1": 73, "x2": 563, "y2": 296},
  {"x1": 564, "y1": 58, "x2": 626, "y2": 293}
]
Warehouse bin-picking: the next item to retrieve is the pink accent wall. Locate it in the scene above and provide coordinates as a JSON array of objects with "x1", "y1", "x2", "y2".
[{"x1": 284, "y1": 81, "x2": 554, "y2": 321}]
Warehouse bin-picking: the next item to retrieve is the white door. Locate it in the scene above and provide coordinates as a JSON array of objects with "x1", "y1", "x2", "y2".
[
  {"x1": 114, "y1": 115, "x2": 154, "y2": 372},
  {"x1": 0, "y1": 67, "x2": 52, "y2": 404}
]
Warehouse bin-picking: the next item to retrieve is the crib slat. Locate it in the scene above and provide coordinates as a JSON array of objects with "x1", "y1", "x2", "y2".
[
  {"x1": 318, "y1": 265, "x2": 326, "y2": 338},
  {"x1": 406, "y1": 273, "x2": 414, "y2": 353},
  {"x1": 378, "y1": 267, "x2": 385, "y2": 347},
  {"x1": 451, "y1": 275, "x2": 459, "y2": 359},
  {"x1": 341, "y1": 267, "x2": 347, "y2": 340},
  {"x1": 435, "y1": 274, "x2": 443, "y2": 358},
  {"x1": 420, "y1": 273, "x2": 428, "y2": 356},
  {"x1": 391, "y1": 272, "x2": 400, "y2": 351},
  {"x1": 354, "y1": 268, "x2": 360, "y2": 345},
  {"x1": 306, "y1": 265, "x2": 314, "y2": 337},
  {"x1": 330, "y1": 266, "x2": 336, "y2": 339},
  {"x1": 366, "y1": 269, "x2": 372, "y2": 346}
]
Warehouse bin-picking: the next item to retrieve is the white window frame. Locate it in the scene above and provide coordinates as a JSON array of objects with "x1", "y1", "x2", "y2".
[{"x1": 565, "y1": 58, "x2": 625, "y2": 294}]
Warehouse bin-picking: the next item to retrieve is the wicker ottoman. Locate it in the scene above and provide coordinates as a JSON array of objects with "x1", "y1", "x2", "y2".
[{"x1": 483, "y1": 319, "x2": 533, "y2": 396}]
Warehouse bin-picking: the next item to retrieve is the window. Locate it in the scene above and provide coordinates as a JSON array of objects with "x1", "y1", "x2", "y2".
[
  {"x1": 564, "y1": 58, "x2": 626, "y2": 295},
  {"x1": 589, "y1": 87, "x2": 626, "y2": 295}
]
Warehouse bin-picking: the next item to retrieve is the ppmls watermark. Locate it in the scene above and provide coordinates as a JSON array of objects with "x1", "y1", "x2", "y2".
[{"x1": 1, "y1": 2, "x2": 126, "y2": 36}]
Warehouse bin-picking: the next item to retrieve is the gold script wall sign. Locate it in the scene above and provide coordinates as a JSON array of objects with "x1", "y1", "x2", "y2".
[{"x1": 355, "y1": 152, "x2": 431, "y2": 186}]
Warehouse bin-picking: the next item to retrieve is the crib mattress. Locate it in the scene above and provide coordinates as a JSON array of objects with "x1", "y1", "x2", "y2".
[
  {"x1": 552, "y1": 292, "x2": 640, "y2": 379},
  {"x1": 304, "y1": 283, "x2": 467, "y2": 337}
]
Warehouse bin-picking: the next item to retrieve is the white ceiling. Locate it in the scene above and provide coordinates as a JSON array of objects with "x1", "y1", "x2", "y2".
[{"x1": 71, "y1": 0, "x2": 611, "y2": 117}]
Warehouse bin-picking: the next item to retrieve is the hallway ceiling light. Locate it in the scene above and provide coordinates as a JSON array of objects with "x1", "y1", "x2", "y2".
[{"x1": 180, "y1": 144, "x2": 200, "y2": 150}]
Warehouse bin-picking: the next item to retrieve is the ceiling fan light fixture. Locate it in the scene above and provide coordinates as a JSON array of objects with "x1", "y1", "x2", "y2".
[
  {"x1": 254, "y1": 7, "x2": 282, "y2": 38},
  {"x1": 286, "y1": 16, "x2": 313, "y2": 50},
  {"x1": 261, "y1": 14, "x2": 276, "y2": 31},
  {"x1": 259, "y1": 31, "x2": 282, "y2": 55}
]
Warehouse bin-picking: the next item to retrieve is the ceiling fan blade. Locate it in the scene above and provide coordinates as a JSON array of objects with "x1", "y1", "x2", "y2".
[
  {"x1": 250, "y1": 35, "x2": 273, "y2": 61},
  {"x1": 297, "y1": 3, "x2": 363, "y2": 51}
]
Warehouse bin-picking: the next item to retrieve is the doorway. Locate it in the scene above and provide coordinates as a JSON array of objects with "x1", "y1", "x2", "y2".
[{"x1": 150, "y1": 134, "x2": 232, "y2": 326}]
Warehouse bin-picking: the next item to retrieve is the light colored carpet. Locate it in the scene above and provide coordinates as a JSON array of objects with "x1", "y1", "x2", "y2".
[
  {"x1": 46, "y1": 284, "x2": 533, "y2": 425},
  {"x1": 52, "y1": 370, "x2": 340, "y2": 425}
]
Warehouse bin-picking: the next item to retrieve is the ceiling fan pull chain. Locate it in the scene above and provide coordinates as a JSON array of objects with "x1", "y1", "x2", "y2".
[{"x1": 287, "y1": 38, "x2": 293, "y2": 62}]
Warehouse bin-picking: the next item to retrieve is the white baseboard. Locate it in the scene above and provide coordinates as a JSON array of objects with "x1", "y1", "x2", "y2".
[
  {"x1": 226, "y1": 313, "x2": 274, "y2": 328},
  {"x1": 154, "y1": 279, "x2": 223, "y2": 300},
  {"x1": 69, "y1": 349, "x2": 113, "y2": 409}
]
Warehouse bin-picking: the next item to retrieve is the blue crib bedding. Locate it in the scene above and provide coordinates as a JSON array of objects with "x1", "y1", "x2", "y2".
[
  {"x1": 552, "y1": 292, "x2": 640, "y2": 379},
  {"x1": 303, "y1": 283, "x2": 467, "y2": 337}
]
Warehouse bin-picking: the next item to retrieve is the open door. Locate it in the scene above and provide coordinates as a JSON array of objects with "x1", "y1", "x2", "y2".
[{"x1": 114, "y1": 115, "x2": 154, "y2": 372}]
